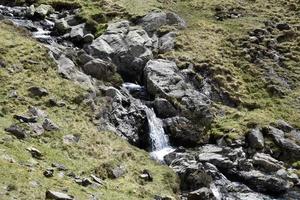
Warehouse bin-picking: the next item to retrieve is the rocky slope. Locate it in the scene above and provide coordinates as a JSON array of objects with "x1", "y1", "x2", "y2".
[{"x1": 0, "y1": 0, "x2": 300, "y2": 200}]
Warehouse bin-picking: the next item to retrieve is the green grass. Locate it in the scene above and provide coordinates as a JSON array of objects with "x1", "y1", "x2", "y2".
[{"x1": 0, "y1": 22, "x2": 178, "y2": 200}]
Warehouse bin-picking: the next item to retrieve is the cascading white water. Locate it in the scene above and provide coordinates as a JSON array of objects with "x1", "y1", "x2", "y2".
[
  {"x1": 122, "y1": 83, "x2": 174, "y2": 161},
  {"x1": 145, "y1": 107, "x2": 174, "y2": 161}
]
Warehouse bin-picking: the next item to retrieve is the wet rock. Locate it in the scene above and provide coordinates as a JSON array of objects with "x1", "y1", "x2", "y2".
[
  {"x1": 247, "y1": 128, "x2": 264, "y2": 149},
  {"x1": 187, "y1": 187, "x2": 215, "y2": 200},
  {"x1": 139, "y1": 169, "x2": 153, "y2": 182},
  {"x1": 153, "y1": 98, "x2": 177, "y2": 118},
  {"x1": 26, "y1": 147, "x2": 43, "y2": 159},
  {"x1": 252, "y1": 153, "x2": 283, "y2": 172},
  {"x1": 5, "y1": 124, "x2": 27, "y2": 139},
  {"x1": 44, "y1": 168, "x2": 54, "y2": 178},
  {"x1": 158, "y1": 32, "x2": 176, "y2": 53},
  {"x1": 107, "y1": 166, "x2": 126, "y2": 179},
  {"x1": 144, "y1": 59, "x2": 212, "y2": 126},
  {"x1": 163, "y1": 117, "x2": 208, "y2": 147},
  {"x1": 35, "y1": 4, "x2": 54, "y2": 19},
  {"x1": 45, "y1": 190, "x2": 74, "y2": 200},
  {"x1": 82, "y1": 59, "x2": 117, "y2": 81},
  {"x1": 28, "y1": 86, "x2": 49, "y2": 97},
  {"x1": 42, "y1": 118, "x2": 59, "y2": 131}
]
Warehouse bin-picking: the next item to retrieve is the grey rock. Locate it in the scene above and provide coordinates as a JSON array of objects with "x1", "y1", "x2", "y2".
[
  {"x1": 42, "y1": 118, "x2": 59, "y2": 131},
  {"x1": 44, "y1": 168, "x2": 54, "y2": 178},
  {"x1": 5, "y1": 124, "x2": 27, "y2": 139},
  {"x1": 77, "y1": 51, "x2": 94, "y2": 65},
  {"x1": 139, "y1": 11, "x2": 167, "y2": 33},
  {"x1": 187, "y1": 187, "x2": 216, "y2": 200},
  {"x1": 239, "y1": 170, "x2": 291, "y2": 193},
  {"x1": 90, "y1": 174, "x2": 104, "y2": 185},
  {"x1": 63, "y1": 134, "x2": 80, "y2": 144},
  {"x1": 26, "y1": 147, "x2": 43, "y2": 159},
  {"x1": 274, "y1": 119, "x2": 294, "y2": 132},
  {"x1": 144, "y1": 59, "x2": 212, "y2": 125},
  {"x1": 198, "y1": 152, "x2": 234, "y2": 169},
  {"x1": 55, "y1": 19, "x2": 71, "y2": 35},
  {"x1": 159, "y1": 32, "x2": 176, "y2": 53},
  {"x1": 139, "y1": 169, "x2": 153, "y2": 182},
  {"x1": 108, "y1": 166, "x2": 126, "y2": 179},
  {"x1": 247, "y1": 128, "x2": 264, "y2": 149},
  {"x1": 28, "y1": 86, "x2": 49, "y2": 97},
  {"x1": 83, "y1": 33, "x2": 94, "y2": 43},
  {"x1": 13, "y1": 114, "x2": 37, "y2": 123},
  {"x1": 35, "y1": 4, "x2": 54, "y2": 18},
  {"x1": 276, "y1": 23, "x2": 291, "y2": 31},
  {"x1": 75, "y1": 178, "x2": 93, "y2": 187},
  {"x1": 51, "y1": 163, "x2": 67, "y2": 171},
  {"x1": 153, "y1": 98, "x2": 177, "y2": 118},
  {"x1": 70, "y1": 23, "x2": 85, "y2": 42},
  {"x1": 83, "y1": 59, "x2": 116, "y2": 81},
  {"x1": 166, "y1": 12, "x2": 187, "y2": 29},
  {"x1": 28, "y1": 106, "x2": 47, "y2": 118},
  {"x1": 252, "y1": 153, "x2": 283, "y2": 172},
  {"x1": 45, "y1": 190, "x2": 74, "y2": 200}
]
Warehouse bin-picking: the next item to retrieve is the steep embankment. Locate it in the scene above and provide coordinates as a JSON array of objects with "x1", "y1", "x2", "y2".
[{"x1": 0, "y1": 22, "x2": 178, "y2": 199}]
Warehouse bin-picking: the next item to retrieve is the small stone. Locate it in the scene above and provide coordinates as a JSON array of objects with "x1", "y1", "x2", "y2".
[
  {"x1": 139, "y1": 169, "x2": 153, "y2": 182},
  {"x1": 45, "y1": 190, "x2": 74, "y2": 200},
  {"x1": 43, "y1": 118, "x2": 59, "y2": 131},
  {"x1": 75, "y1": 178, "x2": 93, "y2": 187},
  {"x1": 44, "y1": 169, "x2": 54, "y2": 178},
  {"x1": 5, "y1": 124, "x2": 27, "y2": 139},
  {"x1": 276, "y1": 23, "x2": 291, "y2": 31},
  {"x1": 28, "y1": 86, "x2": 49, "y2": 97},
  {"x1": 26, "y1": 147, "x2": 43, "y2": 159},
  {"x1": 90, "y1": 174, "x2": 104, "y2": 185},
  {"x1": 28, "y1": 106, "x2": 47, "y2": 118},
  {"x1": 8, "y1": 90, "x2": 18, "y2": 98}
]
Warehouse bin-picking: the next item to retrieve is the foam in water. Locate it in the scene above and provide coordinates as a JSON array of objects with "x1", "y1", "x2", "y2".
[{"x1": 145, "y1": 107, "x2": 174, "y2": 161}]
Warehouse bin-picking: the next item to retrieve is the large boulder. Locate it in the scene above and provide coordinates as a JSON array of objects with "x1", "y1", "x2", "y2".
[
  {"x1": 82, "y1": 59, "x2": 117, "y2": 81},
  {"x1": 88, "y1": 21, "x2": 154, "y2": 82},
  {"x1": 144, "y1": 59, "x2": 212, "y2": 125},
  {"x1": 153, "y1": 98, "x2": 177, "y2": 118},
  {"x1": 163, "y1": 117, "x2": 208, "y2": 147}
]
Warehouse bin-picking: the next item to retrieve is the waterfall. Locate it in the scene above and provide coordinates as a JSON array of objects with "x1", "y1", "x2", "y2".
[
  {"x1": 145, "y1": 107, "x2": 174, "y2": 161},
  {"x1": 122, "y1": 83, "x2": 174, "y2": 161}
]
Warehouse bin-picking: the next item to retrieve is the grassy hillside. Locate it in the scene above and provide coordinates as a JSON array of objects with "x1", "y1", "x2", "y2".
[{"x1": 0, "y1": 21, "x2": 178, "y2": 200}]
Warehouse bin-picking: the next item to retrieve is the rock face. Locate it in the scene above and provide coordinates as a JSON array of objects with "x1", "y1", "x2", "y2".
[{"x1": 82, "y1": 59, "x2": 117, "y2": 81}]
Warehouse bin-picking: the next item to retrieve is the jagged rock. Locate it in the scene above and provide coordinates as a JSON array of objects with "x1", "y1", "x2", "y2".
[
  {"x1": 187, "y1": 187, "x2": 216, "y2": 200},
  {"x1": 198, "y1": 152, "x2": 234, "y2": 169},
  {"x1": 247, "y1": 128, "x2": 264, "y2": 149},
  {"x1": 43, "y1": 169, "x2": 54, "y2": 178},
  {"x1": 158, "y1": 32, "x2": 176, "y2": 53},
  {"x1": 45, "y1": 190, "x2": 74, "y2": 200},
  {"x1": 82, "y1": 59, "x2": 116, "y2": 81},
  {"x1": 42, "y1": 118, "x2": 59, "y2": 131},
  {"x1": 28, "y1": 86, "x2": 49, "y2": 97},
  {"x1": 88, "y1": 21, "x2": 153, "y2": 81},
  {"x1": 70, "y1": 23, "x2": 85, "y2": 42},
  {"x1": 153, "y1": 98, "x2": 177, "y2": 118},
  {"x1": 26, "y1": 147, "x2": 43, "y2": 159},
  {"x1": 144, "y1": 59, "x2": 212, "y2": 126},
  {"x1": 238, "y1": 170, "x2": 291, "y2": 194},
  {"x1": 35, "y1": 4, "x2": 54, "y2": 18},
  {"x1": 107, "y1": 166, "x2": 126, "y2": 179},
  {"x1": 252, "y1": 153, "x2": 283, "y2": 172},
  {"x1": 54, "y1": 19, "x2": 71, "y2": 35},
  {"x1": 163, "y1": 117, "x2": 208, "y2": 147},
  {"x1": 5, "y1": 124, "x2": 27, "y2": 139}
]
